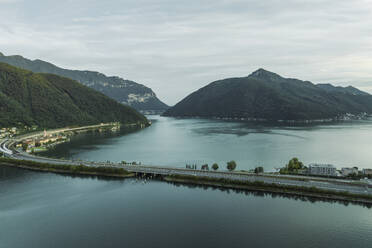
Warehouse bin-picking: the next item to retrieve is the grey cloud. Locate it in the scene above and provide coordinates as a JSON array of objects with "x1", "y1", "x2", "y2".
[{"x1": 0, "y1": 0, "x2": 371, "y2": 104}]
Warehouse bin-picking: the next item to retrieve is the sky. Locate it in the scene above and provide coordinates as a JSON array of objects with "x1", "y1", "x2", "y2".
[{"x1": 1, "y1": 0, "x2": 372, "y2": 105}]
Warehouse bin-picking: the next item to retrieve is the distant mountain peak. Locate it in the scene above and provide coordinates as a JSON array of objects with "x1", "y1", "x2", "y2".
[
  {"x1": 248, "y1": 68, "x2": 284, "y2": 81},
  {"x1": 250, "y1": 68, "x2": 272, "y2": 75},
  {"x1": 0, "y1": 52, "x2": 4, "y2": 56},
  {"x1": 164, "y1": 71, "x2": 372, "y2": 121}
]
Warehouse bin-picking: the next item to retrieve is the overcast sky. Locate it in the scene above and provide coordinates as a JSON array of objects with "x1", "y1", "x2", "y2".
[{"x1": 1, "y1": 0, "x2": 372, "y2": 105}]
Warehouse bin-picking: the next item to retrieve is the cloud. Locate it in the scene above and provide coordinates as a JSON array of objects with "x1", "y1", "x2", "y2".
[
  {"x1": 0, "y1": 0, "x2": 372, "y2": 104},
  {"x1": 0, "y1": 0, "x2": 19, "y2": 3}
]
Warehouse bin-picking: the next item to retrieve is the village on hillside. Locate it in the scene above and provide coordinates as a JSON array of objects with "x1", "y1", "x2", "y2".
[
  {"x1": 16, "y1": 130, "x2": 70, "y2": 153},
  {"x1": 1, "y1": 126, "x2": 69, "y2": 154}
]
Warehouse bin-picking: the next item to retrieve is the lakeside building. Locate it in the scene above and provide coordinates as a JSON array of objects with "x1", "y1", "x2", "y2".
[
  {"x1": 21, "y1": 133, "x2": 69, "y2": 153},
  {"x1": 0, "y1": 127, "x2": 18, "y2": 138},
  {"x1": 38, "y1": 136, "x2": 60, "y2": 145},
  {"x1": 363, "y1": 169, "x2": 372, "y2": 176},
  {"x1": 308, "y1": 163, "x2": 337, "y2": 176},
  {"x1": 341, "y1": 167, "x2": 359, "y2": 176}
]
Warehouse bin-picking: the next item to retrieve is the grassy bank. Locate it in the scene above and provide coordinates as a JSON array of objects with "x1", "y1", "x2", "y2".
[
  {"x1": 0, "y1": 157, "x2": 133, "y2": 178},
  {"x1": 164, "y1": 174, "x2": 372, "y2": 203}
]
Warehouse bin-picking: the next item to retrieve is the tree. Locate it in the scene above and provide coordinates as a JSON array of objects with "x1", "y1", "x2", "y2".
[
  {"x1": 227, "y1": 161, "x2": 237, "y2": 171},
  {"x1": 287, "y1": 158, "x2": 304, "y2": 171},
  {"x1": 254, "y1": 166, "x2": 264, "y2": 174},
  {"x1": 22, "y1": 143, "x2": 28, "y2": 151},
  {"x1": 280, "y1": 157, "x2": 305, "y2": 174},
  {"x1": 212, "y1": 163, "x2": 219, "y2": 171}
]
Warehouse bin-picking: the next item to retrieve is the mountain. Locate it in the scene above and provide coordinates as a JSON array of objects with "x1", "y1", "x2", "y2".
[
  {"x1": 316, "y1": 83, "x2": 369, "y2": 96},
  {"x1": 163, "y1": 69, "x2": 372, "y2": 121},
  {"x1": 0, "y1": 62, "x2": 148, "y2": 128},
  {"x1": 0, "y1": 52, "x2": 168, "y2": 113}
]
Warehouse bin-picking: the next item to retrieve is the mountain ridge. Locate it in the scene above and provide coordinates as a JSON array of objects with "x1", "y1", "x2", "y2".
[
  {"x1": 0, "y1": 52, "x2": 168, "y2": 113},
  {"x1": 0, "y1": 62, "x2": 148, "y2": 128},
  {"x1": 163, "y1": 69, "x2": 372, "y2": 121},
  {"x1": 248, "y1": 69, "x2": 369, "y2": 96}
]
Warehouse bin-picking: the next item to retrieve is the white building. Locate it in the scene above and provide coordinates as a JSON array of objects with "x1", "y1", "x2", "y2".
[
  {"x1": 308, "y1": 163, "x2": 337, "y2": 176},
  {"x1": 341, "y1": 167, "x2": 359, "y2": 177}
]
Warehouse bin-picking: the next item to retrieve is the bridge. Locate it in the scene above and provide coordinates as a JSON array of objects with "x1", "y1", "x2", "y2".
[{"x1": 1, "y1": 136, "x2": 372, "y2": 198}]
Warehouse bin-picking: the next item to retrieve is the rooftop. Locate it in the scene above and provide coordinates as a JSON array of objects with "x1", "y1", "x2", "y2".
[{"x1": 309, "y1": 163, "x2": 336, "y2": 168}]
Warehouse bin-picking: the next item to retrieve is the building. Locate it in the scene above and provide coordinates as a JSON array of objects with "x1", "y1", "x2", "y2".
[
  {"x1": 341, "y1": 167, "x2": 359, "y2": 177},
  {"x1": 363, "y1": 169, "x2": 372, "y2": 176},
  {"x1": 23, "y1": 139, "x2": 36, "y2": 148},
  {"x1": 308, "y1": 163, "x2": 337, "y2": 176},
  {"x1": 39, "y1": 137, "x2": 58, "y2": 145}
]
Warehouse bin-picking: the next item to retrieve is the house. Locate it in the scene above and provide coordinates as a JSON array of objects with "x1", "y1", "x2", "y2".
[
  {"x1": 308, "y1": 163, "x2": 337, "y2": 176},
  {"x1": 341, "y1": 167, "x2": 359, "y2": 176},
  {"x1": 23, "y1": 139, "x2": 36, "y2": 148}
]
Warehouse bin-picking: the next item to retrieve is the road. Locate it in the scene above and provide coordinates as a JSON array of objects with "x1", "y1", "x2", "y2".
[{"x1": 1, "y1": 137, "x2": 371, "y2": 197}]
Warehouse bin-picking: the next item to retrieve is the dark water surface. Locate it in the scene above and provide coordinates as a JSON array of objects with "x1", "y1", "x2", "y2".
[
  {"x1": 0, "y1": 166, "x2": 371, "y2": 248},
  {"x1": 43, "y1": 116, "x2": 372, "y2": 171}
]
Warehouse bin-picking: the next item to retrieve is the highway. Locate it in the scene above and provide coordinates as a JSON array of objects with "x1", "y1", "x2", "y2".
[{"x1": 1, "y1": 137, "x2": 371, "y2": 197}]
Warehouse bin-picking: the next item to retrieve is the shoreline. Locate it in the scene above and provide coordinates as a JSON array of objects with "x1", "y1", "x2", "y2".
[
  {"x1": 0, "y1": 158, "x2": 135, "y2": 179},
  {"x1": 161, "y1": 114, "x2": 371, "y2": 124},
  {"x1": 1, "y1": 162, "x2": 135, "y2": 178},
  {"x1": 5, "y1": 122, "x2": 146, "y2": 154}
]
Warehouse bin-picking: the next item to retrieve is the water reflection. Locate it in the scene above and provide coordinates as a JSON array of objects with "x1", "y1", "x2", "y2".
[
  {"x1": 0, "y1": 165, "x2": 28, "y2": 181},
  {"x1": 167, "y1": 181, "x2": 372, "y2": 209},
  {"x1": 1, "y1": 166, "x2": 372, "y2": 248},
  {"x1": 2, "y1": 165, "x2": 369, "y2": 209},
  {"x1": 39, "y1": 125, "x2": 142, "y2": 159}
]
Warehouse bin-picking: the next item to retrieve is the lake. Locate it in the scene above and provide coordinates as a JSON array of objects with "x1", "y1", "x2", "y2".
[
  {"x1": 0, "y1": 166, "x2": 371, "y2": 248},
  {"x1": 42, "y1": 115, "x2": 372, "y2": 171},
  {"x1": 1, "y1": 116, "x2": 372, "y2": 248}
]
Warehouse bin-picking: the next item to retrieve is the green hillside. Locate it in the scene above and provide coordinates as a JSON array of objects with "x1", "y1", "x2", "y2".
[
  {"x1": 0, "y1": 62, "x2": 148, "y2": 128},
  {"x1": 0, "y1": 53, "x2": 168, "y2": 112},
  {"x1": 163, "y1": 69, "x2": 372, "y2": 121}
]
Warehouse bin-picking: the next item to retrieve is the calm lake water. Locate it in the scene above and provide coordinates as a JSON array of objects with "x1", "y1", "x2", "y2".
[
  {"x1": 43, "y1": 115, "x2": 372, "y2": 171},
  {"x1": 0, "y1": 166, "x2": 371, "y2": 248},
  {"x1": 2, "y1": 116, "x2": 372, "y2": 248}
]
